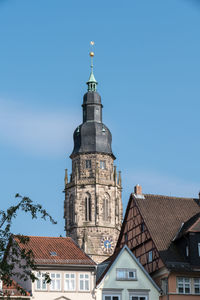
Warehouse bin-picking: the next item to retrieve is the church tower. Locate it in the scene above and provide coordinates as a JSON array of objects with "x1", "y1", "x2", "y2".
[{"x1": 64, "y1": 47, "x2": 123, "y2": 263}]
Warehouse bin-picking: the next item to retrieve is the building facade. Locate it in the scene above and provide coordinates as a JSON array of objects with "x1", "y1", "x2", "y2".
[
  {"x1": 64, "y1": 52, "x2": 123, "y2": 263},
  {"x1": 116, "y1": 185, "x2": 200, "y2": 299},
  {"x1": 13, "y1": 236, "x2": 96, "y2": 300},
  {"x1": 96, "y1": 245, "x2": 161, "y2": 300}
]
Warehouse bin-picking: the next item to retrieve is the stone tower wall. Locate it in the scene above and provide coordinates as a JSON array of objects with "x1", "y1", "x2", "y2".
[{"x1": 64, "y1": 153, "x2": 123, "y2": 263}]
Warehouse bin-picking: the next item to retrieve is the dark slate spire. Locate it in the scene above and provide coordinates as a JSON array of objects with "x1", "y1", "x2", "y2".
[{"x1": 70, "y1": 45, "x2": 115, "y2": 159}]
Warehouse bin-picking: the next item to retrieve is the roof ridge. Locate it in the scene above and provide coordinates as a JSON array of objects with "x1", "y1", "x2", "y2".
[
  {"x1": 17, "y1": 235, "x2": 72, "y2": 239},
  {"x1": 143, "y1": 193, "x2": 196, "y2": 200}
]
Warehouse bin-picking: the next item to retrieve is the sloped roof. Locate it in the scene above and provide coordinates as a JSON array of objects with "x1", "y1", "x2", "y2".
[
  {"x1": 135, "y1": 194, "x2": 200, "y2": 252},
  {"x1": 96, "y1": 245, "x2": 160, "y2": 292},
  {"x1": 14, "y1": 236, "x2": 96, "y2": 266},
  {"x1": 2, "y1": 279, "x2": 30, "y2": 297},
  {"x1": 174, "y1": 212, "x2": 200, "y2": 241}
]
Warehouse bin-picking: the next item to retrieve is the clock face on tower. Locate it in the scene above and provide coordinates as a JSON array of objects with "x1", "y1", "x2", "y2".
[{"x1": 101, "y1": 236, "x2": 114, "y2": 254}]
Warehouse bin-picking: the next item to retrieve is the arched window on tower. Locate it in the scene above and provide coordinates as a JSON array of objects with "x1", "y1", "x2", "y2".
[
  {"x1": 103, "y1": 193, "x2": 110, "y2": 221},
  {"x1": 69, "y1": 195, "x2": 74, "y2": 224},
  {"x1": 85, "y1": 193, "x2": 91, "y2": 221}
]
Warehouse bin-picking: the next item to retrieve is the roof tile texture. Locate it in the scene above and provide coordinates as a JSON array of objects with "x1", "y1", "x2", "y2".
[
  {"x1": 14, "y1": 236, "x2": 96, "y2": 266},
  {"x1": 135, "y1": 194, "x2": 200, "y2": 251}
]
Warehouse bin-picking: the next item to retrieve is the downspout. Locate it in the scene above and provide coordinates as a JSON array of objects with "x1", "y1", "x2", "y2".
[
  {"x1": 166, "y1": 273, "x2": 170, "y2": 300},
  {"x1": 92, "y1": 265, "x2": 97, "y2": 299}
]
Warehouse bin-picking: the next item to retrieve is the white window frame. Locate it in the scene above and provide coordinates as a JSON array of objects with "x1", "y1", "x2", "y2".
[
  {"x1": 79, "y1": 273, "x2": 90, "y2": 291},
  {"x1": 103, "y1": 295, "x2": 121, "y2": 300},
  {"x1": 64, "y1": 273, "x2": 76, "y2": 291},
  {"x1": 50, "y1": 273, "x2": 61, "y2": 291},
  {"x1": 116, "y1": 268, "x2": 137, "y2": 280},
  {"x1": 194, "y1": 278, "x2": 200, "y2": 294},
  {"x1": 177, "y1": 277, "x2": 191, "y2": 294},
  {"x1": 35, "y1": 272, "x2": 47, "y2": 291},
  {"x1": 129, "y1": 296, "x2": 148, "y2": 300},
  {"x1": 0, "y1": 280, "x2": 2, "y2": 291}
]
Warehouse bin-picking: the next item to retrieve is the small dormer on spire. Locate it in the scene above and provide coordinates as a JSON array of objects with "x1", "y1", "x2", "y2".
[{"x1": 87, "y1": 41, "x2": 98, "y2": 92}]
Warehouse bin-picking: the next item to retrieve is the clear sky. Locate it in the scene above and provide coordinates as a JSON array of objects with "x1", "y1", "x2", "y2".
[{"x1": 0, "y1": 0, "x2": 200, "y2": 237}]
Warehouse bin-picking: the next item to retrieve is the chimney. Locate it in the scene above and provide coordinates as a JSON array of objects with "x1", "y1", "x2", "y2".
[{"x1": 134, "y1": 184, "x2": 142, "y2": 195}]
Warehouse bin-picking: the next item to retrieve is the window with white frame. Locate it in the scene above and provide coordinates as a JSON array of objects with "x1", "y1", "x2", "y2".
[
  {"x1": 116, "y1": 268, "x2": 136, "y2": 280},
  {"x1": 50, "y1": 273, "x2": 61, "y2": 291},
  {"x1": 177, "y1": 277, "x2": 190, "y2": 294},
  {"x1": 0, "y1": 280, "x2": 2, "y2": 291},
  {"x1": 79, "y1": 273, "x2": 90, "y2": 291},
  {"x1": 194, "y1": 278, "x2": 200, "y2": 294},
  {"x1": 35, "y1": 272, "x2": 47, "y2": 290},
  {"x1": 103, "y1": 295, "x2": 120, "y2": 300},
  {"x1": 130, "y1": 297, "x2": 147, "y2": 300},
  {"x1": 64, "y1": 273, "x2": 76, "y2": 291}
]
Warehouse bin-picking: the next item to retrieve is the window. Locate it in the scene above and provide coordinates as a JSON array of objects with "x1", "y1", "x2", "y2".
[
  {"x1": 103, "y1": 296, "x2": 120, "y2": 300},
  {"x1": 103, "y1": 193, "x2": 109, "y2": 220},
  {"x1": 100, "y1": 160, "x2": 106, "y2": 169},
  {"x1": 148, "y1": 251, "x2": 153, "y2": 262},
  {"x1": 186, "y1": 245, "x2": 189, "y2": 257},
  {"x1": 125, "y1": 232, "x2": 128, "y2": 243},
  {"x1": 50, "y1": 273, "x2": 61, "y2": 291},
  {"x1": 177, "y1": 277, "x2": 190, "y2": 294},
  {"x1": 130, "y1": 297, "x2": 147, "y2": 300},
  {"x1": 79, "y1": 273, "x2": 90, "y2": 291},
  {"x1": 141, "y1": 223, "x2": 144, "y2": 233},
  {"x1": 116, "y1": 268, "x2": 136, "y2": 280},
  {"x1": 198, "y1": 243, "x2": 200, "y2": 256},
  {"x1": 194, "y1": 278, "x2": 200, "y2": 294},
  {"x1": 85, "y1": 193, "x2": 91, "y2": 221},
  {"x1": 161, "y1": 278, "x2": 168, "y2": 295},
  {"x1": 69, "y1": 195, "x2": 74, "y2": 223},
  {"x1": 0, "y1": 280, "x2": 2, "y2": 291},
  {"x1": 36, "y1": 272, "x2": 47, "y2": 290},
  {"x1": 64, "y1": 273, "x2": 76, "y2": 291},
  {"x1": 86, "y1": 160, "x2": 91, "y2": 169}
]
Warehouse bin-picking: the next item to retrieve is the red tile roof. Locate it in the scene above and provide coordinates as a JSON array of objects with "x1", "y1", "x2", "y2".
[
  {"x1": 14, "y1": 236, "x2": 96, "y2": 266},
  {"x1": 2, "y1": 279, "x2": 30, "y2": 297}
]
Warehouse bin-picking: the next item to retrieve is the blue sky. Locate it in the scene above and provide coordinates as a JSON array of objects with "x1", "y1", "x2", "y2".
[{"x1": 0, "y1": 0, "x2": 200, "y2": 237}]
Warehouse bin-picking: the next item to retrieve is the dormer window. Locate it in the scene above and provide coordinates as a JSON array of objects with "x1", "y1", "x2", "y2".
[{"x1": 50, "y1": 251, "x2": 57, "y2": 256}]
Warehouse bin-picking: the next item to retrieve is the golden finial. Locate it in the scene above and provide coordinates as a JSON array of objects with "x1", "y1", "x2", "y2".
[{"x1": 89, "y1": 41, "x2": 95, "y2": 57}]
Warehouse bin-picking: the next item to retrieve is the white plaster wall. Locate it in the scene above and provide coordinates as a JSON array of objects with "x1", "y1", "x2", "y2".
[
  {"x1": 32, "y1": 269, "x2": 95, "y2": 300},
  {"x1": 96, "y1": 249, "x2": 160, "y2": 300}
]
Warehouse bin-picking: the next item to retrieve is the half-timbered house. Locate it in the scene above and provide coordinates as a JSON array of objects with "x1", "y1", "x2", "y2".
[{"x1": 116, "y1": 184, "x2": 200, "y2": 299}]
